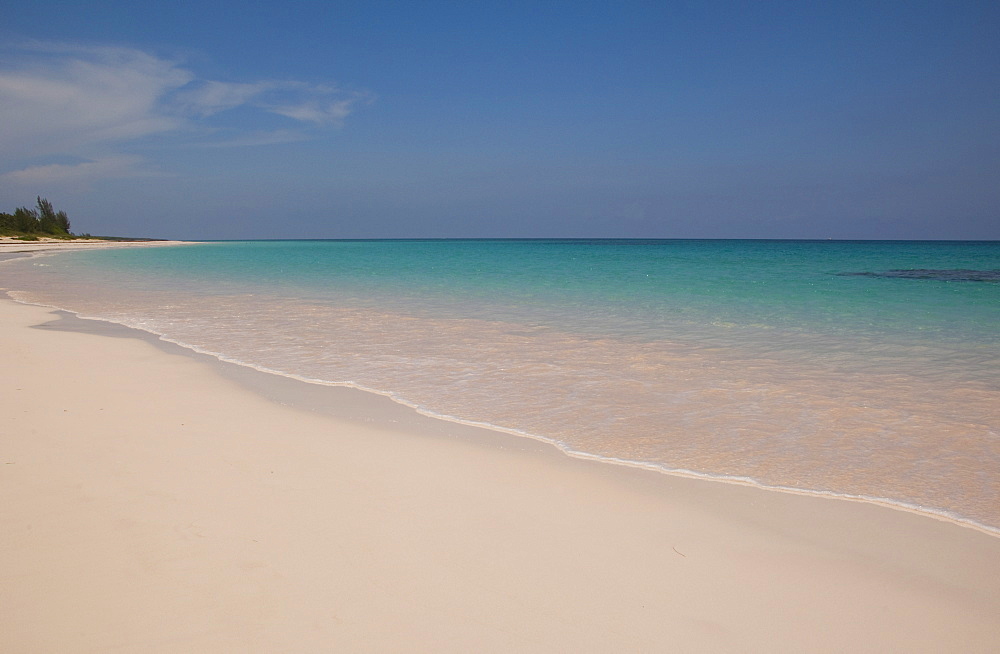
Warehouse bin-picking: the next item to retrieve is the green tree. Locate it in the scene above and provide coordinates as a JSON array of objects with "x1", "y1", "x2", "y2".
[
  {"x1": 36, "y1": 196, "x2": 61, "y2": 234},
  {"x1": 56, "y1": 210, "x2": 71, "y2": 233},
  {"x1": 13, "y1": 207, "x2": 40, "y2": 233},
  {"x1": 1, "y1": 199, "x2": 73, "y2": 236},
  {"x1": 0, "y1": 212, "x2": 15, "y2": 234}
]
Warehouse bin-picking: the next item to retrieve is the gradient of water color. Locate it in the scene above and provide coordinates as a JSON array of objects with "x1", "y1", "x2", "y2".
[{"x1": 4, "y1": 240, "x2": 998, "y2": 532}]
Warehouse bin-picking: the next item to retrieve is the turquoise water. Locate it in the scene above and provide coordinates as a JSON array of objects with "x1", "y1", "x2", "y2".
[{"x1": 4, "y1": 240, "x2": 999, "y2": 532}]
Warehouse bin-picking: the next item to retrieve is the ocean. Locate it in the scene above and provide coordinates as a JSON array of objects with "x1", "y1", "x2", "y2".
[{"x1": 3, "y1": 239, "x2": 998, "y2": 533}]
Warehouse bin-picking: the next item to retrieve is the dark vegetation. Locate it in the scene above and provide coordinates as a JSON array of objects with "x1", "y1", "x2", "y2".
[{"x1": 0, "y1": 197, "x2": 87, "y2": 239}]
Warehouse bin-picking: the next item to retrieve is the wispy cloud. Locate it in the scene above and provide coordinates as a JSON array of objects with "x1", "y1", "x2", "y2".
[
  {"x1": 1, "y1": 155, "x2": 155, "y2": 186},
  {"x1": 0, "y1": 43, "x2": 190, "y2": 160},
  {"x1": 173, "y1": 80, "x2": 372, "y2": 126},
  {"x1": 269, "y1": 98, "x2": 362, "y2": 126},
  {"x1": 173, "y1": 80, "x2": 274, "y2": 117},
  {"x1": 0, "y1": 41, "x2": 371, "y2": 186}
]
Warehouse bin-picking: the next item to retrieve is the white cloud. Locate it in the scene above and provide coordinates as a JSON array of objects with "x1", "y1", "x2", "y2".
[
  {"x1": 1, "y1": 155, "x2": 153, "y2": 186},
  {"x1": 0, "y1": 44, "x2": 190, "y2": 159},
  {"x1": 269, "y1": 98, "x2": 361, "y2": 126},
  {"x1": 173, "y1": 80, "x2": 275, "y2": 117},
  {"x1": 173, "y1": 79, "x2": 372, "y2": 126},
  {"x1": 0, "y1": 41, "x2": 371, "y2": 184}
]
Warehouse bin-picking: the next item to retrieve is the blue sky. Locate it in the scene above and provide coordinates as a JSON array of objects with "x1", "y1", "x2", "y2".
[{"x1": 1, "y1": 1, "x2": 997, "y2": 239}]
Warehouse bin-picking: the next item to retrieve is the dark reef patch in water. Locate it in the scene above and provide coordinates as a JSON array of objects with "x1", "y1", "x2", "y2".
[{"x1": 838, "y1": 269, "x2": 1000, "y2": 282}]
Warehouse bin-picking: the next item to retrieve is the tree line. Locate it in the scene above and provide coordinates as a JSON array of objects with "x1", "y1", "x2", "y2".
[{"x1": 0, "y1": 197, "x2": 74, "y2": 238}]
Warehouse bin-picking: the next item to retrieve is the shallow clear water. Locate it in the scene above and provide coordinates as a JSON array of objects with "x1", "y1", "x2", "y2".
[{"x1": 4, "y1": 239, "x2": 998, "y2": 532}]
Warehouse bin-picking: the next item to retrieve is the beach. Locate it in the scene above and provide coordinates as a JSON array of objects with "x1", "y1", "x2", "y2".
[
  {"x1": 0, "y1": 236, "x2": 193, "y2": 253},
  {"x1": 2, "y1": 277, "x2": 999, "y2": 650}
]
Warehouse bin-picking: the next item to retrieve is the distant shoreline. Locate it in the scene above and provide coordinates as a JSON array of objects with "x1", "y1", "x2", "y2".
[{"x1": 0, "y1": 237, "x2": 200, "y2": 254}]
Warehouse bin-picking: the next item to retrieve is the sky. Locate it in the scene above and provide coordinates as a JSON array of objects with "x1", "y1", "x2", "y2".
[{"x1": 1, "y1": 1, "x2": 998, "y2": 239}]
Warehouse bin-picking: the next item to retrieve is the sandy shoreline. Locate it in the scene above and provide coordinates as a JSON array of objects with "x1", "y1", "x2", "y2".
[
  {"x1": 0, "y1": 237, "x2": 196, "y2": 254},
  {"x1": 2, "y1": 291, "x2": 999, "y2": 651}
]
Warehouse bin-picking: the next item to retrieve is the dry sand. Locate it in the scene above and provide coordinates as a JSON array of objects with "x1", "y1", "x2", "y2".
[{"x1": 1, "y1": 295, "x2": 999, "y2": 652}]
